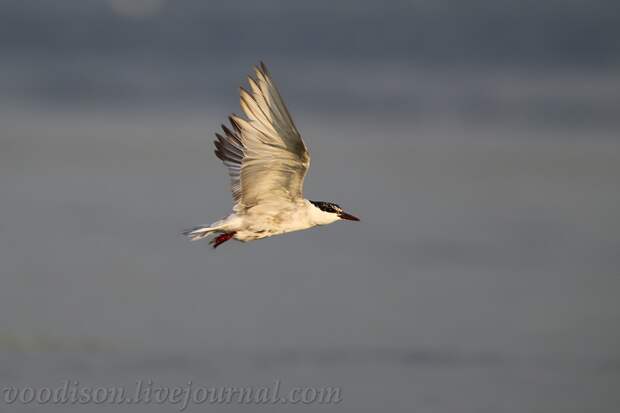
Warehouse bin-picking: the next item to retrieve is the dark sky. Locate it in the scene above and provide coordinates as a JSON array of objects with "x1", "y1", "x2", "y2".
[
  {"x1": 2, "y1": 0, "x2": 619, "y2": 66},
  {"x1": 2, "y1": 0, "x2": 619, "y2": 125}
]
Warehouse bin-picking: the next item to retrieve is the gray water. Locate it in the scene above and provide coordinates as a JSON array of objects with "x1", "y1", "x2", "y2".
[
  {"x1": 1, "y1": 1, "x2": 620, "y2": 412},
  {"x1": 2, "y1": 109, "x2": 619, "y2": 412}
]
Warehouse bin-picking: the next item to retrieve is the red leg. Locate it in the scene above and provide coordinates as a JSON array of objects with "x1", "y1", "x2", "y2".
[{"x1": 210, "y1": 232, "x2": 235, "y2": 249}]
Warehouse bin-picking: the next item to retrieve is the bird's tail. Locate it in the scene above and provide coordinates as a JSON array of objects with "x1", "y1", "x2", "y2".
[{"x1": 183, "y1": 226, "x2": 216, "y2": 241}]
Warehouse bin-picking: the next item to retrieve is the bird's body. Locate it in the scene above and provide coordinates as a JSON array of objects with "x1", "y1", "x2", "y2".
[{"x1": 184, "y1": 63, "x2": 358, "y2": 248}]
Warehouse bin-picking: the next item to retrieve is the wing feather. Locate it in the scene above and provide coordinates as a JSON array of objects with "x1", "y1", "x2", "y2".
[{"x1": 213, "y1": 63, "x2": 310, "y2": 210}]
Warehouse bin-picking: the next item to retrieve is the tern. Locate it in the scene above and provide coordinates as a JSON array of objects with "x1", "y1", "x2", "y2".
[{"x1": 184, "y1": 62, "x2": 359, "y2": 248}]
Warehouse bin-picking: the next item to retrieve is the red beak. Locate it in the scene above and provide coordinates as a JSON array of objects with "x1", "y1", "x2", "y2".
[{"x1": 338, "y1": 211, "x2": 360, "y2": 221}]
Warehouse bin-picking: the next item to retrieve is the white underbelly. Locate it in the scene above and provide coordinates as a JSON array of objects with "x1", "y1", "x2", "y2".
[{"x1": 233, "y1": 209, "x2": 314, "y2": 242}]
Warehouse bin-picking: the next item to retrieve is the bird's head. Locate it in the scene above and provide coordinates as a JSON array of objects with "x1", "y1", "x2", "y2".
[{"x1": 309, "y1": 200, "x2": 360, "y2": 224}]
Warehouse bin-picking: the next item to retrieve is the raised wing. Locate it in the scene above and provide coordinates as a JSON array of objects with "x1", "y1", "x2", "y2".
[{"x1": 214, "y1": 62, "x2": 310, "y2": 210}]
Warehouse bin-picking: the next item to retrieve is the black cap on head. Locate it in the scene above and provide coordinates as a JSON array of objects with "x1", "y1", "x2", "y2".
[{"x1": 309, "y1": 200, "x2": 341, "y2": 213}]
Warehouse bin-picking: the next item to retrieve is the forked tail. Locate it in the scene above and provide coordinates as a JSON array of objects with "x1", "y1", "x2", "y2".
[{"x1": 182, "y1": 226, "x2": 215, "y2": 241}]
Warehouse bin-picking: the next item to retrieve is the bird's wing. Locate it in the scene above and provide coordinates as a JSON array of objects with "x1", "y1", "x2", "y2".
[{"x1": 214, "y1": 62, "x2": 310, "y2": 210}]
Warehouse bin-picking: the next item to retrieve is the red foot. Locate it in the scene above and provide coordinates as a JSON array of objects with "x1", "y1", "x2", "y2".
[{"x1": 210, "y1": 232, "x2": 235, "y2": 249}]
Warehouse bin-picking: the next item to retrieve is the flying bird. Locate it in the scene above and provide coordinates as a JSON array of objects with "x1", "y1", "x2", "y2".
[{"x1": 184, "y1": 62, "x2": 359, "y2": 248}]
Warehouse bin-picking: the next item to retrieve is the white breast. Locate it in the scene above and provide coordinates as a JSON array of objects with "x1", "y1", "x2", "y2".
[{"x1": 232, "y1": 199, "x2": 338, "y2": 241}]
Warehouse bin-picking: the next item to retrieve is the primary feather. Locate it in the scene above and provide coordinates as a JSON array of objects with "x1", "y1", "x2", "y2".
[{"x1": 214, "y1": 62, "x2": 310, "y2": 211}]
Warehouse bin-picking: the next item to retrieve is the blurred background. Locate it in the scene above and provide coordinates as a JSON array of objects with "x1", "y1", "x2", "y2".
[{"x1": 1, "y1": 0, "x2": 619, "y2": 411}]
